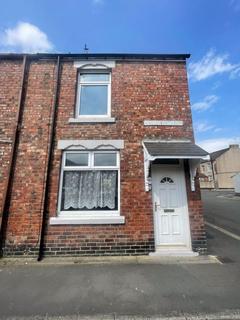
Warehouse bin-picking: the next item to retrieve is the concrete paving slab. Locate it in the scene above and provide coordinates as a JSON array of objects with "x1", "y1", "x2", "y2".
[
  {"x1": 0, "y1": 254, "x2": 220, "y2": 267},
  {"x1": 0, "y1": 262, "x2": 240, "y2": 318}
]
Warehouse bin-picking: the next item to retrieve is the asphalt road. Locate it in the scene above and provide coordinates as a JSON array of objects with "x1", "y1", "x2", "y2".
[
  {"x1": 202, "y1": 190, "x2": 240, "y2": 236},
  {"x1": 202, "y1": 190, "x2": 240, "y2": 263},
  {"x1": 0, "y1": 190, "x2": 239, "y2": 319}
]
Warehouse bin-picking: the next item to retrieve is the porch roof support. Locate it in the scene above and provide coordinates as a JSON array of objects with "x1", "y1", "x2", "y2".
[{"x1": 142, "y1": 141, "x2": 209, "y2": 192}]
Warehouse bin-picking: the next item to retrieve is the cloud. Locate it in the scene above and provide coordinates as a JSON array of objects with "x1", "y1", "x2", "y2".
[
  {"x1": 213, "y1": 127, "x2": 223, "y2": 133},
  {"x1": 211, "y1": 81, "x2": 221, "y2": 90},
  {"x1": 197, "y1": 137, "x2": 240, "y2": 153},
  {"x1": 191, "y1": 95, "x2": 219, "y2": 112},
  {"x1": 0, "y1": 22, "x2": 53, "y2": 53},
  {"x1": 194, "y1": 121, "x2": 222, "y2": 134},
  {"x1": 188, "y1": 49, "x2": 240, "y2": 81},
  {"x1": 194, "y1": 122, "x2": 216, "y2": 133},
  {"x1": 230, "y1": 66, "x2": 240, "y2": 79}
]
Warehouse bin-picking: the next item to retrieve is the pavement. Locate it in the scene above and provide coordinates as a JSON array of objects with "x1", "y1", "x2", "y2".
[{"x1": 0, "y1": 190, "x2": 239, "y2": 320}]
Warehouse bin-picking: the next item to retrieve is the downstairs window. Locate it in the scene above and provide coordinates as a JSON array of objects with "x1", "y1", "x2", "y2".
[{"x1": 58, "y1": 151, "x2": 119, "y2": 215}]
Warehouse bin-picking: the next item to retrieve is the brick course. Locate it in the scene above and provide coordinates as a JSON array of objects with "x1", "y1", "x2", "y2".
[{"x1": 0, "y1": 57, "x2": 207, "y2": 257}]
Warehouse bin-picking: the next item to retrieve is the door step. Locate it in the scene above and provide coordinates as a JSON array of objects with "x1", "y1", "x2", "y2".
[{"x1": 149, "y1": 248, "x2": 198, "y2": 257}]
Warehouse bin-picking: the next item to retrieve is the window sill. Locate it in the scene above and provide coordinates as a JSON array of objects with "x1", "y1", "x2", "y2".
[
  {"x1": 68, "y1": 117, "x2": 116, "y2": 123},
  {"x1": 49, "y1": 215, "x2": 125, "y2": 225}
]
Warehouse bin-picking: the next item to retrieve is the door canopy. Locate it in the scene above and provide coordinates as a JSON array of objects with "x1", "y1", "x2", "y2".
[{"x1": 142, "y1": 140, "x2": 209, "y2": 192}]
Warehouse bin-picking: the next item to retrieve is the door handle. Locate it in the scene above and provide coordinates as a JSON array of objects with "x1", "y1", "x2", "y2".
[{"x1": 154, "y1": 202, "x2": 160, "y2": 211}]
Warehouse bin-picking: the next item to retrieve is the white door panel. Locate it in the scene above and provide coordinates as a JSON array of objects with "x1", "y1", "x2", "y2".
[
  {"x1": 169, "y1": 188, "x2": 178, "y2": 207},
  {"x1": 160, "y1": 214, "x2": 169, "y2": 234},
  {"x1": 172, "y1": 214, "x2": 180, "y2": 234},
  {"x1": 159, "y1": 188, "x2": 167, "y2": 207}
]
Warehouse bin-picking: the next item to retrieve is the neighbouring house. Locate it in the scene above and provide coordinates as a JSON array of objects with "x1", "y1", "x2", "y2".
[
  {"x1": 232, "y1": 172, "x2": 240, "y2": 195},
  {"x1": 199, "y1": 161, "x2": 214, "y2": 189},
  {"x1": 199, "y1": 144, "x2": 240, "y2": 189},
  {"x1": 0, "y1": 53, "x2": 208, "y2": 259}
]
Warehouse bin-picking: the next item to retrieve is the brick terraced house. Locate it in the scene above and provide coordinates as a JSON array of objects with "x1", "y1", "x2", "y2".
[{"x1": 0, "y1": 53, "x2": 209, "y2": 259}]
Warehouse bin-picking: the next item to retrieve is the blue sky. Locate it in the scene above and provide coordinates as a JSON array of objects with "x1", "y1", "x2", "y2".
[{"x1": 0, "y1": 0, "x2": 239, "y2": 152}]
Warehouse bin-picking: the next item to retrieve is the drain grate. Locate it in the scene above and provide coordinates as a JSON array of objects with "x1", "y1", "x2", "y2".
[{"x1": 217, "y1": 256, "x2": 235, "y2": 263}]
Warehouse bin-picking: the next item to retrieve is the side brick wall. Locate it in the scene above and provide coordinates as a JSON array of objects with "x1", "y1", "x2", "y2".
[
  {"x1": 0, "y1": 61, "x2": 23, "y2": 223},
  {"x1": 0, "y1": 59, "x2": 207, "y2": 256},
  {"x1": 184, "y1": 161, "x2": 207, "y2": 254},
  {"x1": 1, "y1": 60, "x2": 56, "y2": 255}
]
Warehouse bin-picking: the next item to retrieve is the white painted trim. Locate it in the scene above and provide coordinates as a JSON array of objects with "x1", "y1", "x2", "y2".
[
  {"x1": 58, "y1": 140, "x2": 124, "y2": 150},
  {"x1": 142, "y1": 141, "x2": 209, "y2": 191},
  {"x1": 73, "y1": 60, "x2": 116, "y2": 69},
  {"x1": 50, "y1": 215, "x2": 125, "y2": 225},
  {"x1": 189, "y1": 158, "x2": 200, "y2": 191},
  {"x1": 58, "y1": 211, "x2": 120, "y2": 217},
  {"x1": 144, "y1": 120, "x2": 183, "y2": 126},
  {"x1": 68, "y1": 117, "x2": 116, "y2": 123}
]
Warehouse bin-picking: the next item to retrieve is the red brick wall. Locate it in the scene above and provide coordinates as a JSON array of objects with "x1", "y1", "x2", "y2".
[
  {"x1": 0, "y1": 61, "x2": 23, "y2": 218},
  {"x1": 0, "y1": 58, "x2": 207, "y2": 256},
  {"x1": 0, "y1": 60, "x2": 57, "y2": 255},
  {"x1": 184, "y1": 161, "x2": 207, "y2": 254}
]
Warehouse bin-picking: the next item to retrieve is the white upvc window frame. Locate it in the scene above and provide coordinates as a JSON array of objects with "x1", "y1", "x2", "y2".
[
  {"x1": 76, "y1": 70, "x2": 111, "y2": 119},
  {"x1": 56, "y1": 150, "x2": 121, "y2": 218}
]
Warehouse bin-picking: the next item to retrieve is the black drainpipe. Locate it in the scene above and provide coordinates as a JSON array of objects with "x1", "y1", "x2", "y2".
[
  {"x1": 38, "y1": 56, "x2": 61, "y2": 261},
  {"x1": 210, "y1": 156, "x2": 216, "y2": 189},
  {"x1": 0, "y1": 55, "x2": 28, "y2": 257}
]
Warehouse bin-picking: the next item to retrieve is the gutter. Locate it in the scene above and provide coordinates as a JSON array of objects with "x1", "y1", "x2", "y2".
[
  {"x1": 38, "y1": 56, "x2": 61, "y2": 261},
  {"x1": 0, "y1": 52, "x2": 191, "y2": 61},
  {"x1": 0, "y1": 55, "x2": 28, "y2": 257}
]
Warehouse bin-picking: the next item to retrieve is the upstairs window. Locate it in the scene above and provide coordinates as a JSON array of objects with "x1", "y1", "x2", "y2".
[{"x1": 77, "y1": 72, "x2": 111, "y2": 117}]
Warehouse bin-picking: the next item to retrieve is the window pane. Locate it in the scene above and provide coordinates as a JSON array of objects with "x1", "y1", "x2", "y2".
[
  {"x1": 65, "y1": 153, "x2": 88, "y2": 166},
  {"x1": 79, "y1": 85, "x2": 108, "y2": 115},
  {"x1": 61, "y1": 170, "x2": 118, "y2": 211},
  {"x1": 94, "y1": 153, "x2": 117, "y2": 166},
  {"x1": 80, "y1": 74, "x2": 109, "y2": 82}
]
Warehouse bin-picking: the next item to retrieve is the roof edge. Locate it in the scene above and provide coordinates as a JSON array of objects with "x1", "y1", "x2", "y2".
[
  {"x1": 0, "y1": 52, "x2": 190, "y2": 61},
  {"x1": 210, "y1": 148, "x2": 229, "y2": 161}
]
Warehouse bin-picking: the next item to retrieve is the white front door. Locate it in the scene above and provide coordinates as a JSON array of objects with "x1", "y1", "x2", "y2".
[{"x1": 152, "y1": 164, "x2": 191, "y2": 252}]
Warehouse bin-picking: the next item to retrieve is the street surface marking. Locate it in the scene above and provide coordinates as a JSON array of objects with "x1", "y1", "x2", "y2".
[{"x1": 206, "y1": 221, "x2": 240, "y2": 241}]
